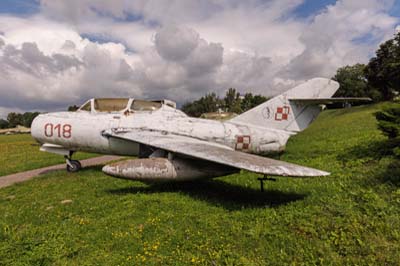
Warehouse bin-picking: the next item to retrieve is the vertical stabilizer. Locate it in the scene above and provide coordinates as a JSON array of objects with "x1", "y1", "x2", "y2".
[{"x1": 229, "y1": 78, "x2": 340, "y2": 132}]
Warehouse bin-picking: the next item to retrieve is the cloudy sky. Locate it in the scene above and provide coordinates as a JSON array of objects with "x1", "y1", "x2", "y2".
[{"x1": 0, "y1": 0, "x2": 399, "y2": 117}]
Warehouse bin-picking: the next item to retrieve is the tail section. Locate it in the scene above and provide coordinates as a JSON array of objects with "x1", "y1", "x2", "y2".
[{"x1": 230, "y1": 78, "x2": 340, "y2": 132}]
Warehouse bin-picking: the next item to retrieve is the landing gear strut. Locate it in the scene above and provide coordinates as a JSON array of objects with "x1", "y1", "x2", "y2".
[
  {"x1": 65, "y1": 154, "x2": 82, "y2": 172},
  {"x1": 257, "y1": 175, "x2": 276, "y2": 192}
]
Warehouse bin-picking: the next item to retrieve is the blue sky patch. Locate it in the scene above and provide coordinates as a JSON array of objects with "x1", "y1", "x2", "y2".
[
  {"x1": 293, "y1": 0, "x2": 337, "y2": 18},
  {"x1": 0, "y1": 0, "x2": 39, "y2": 15},
  {"x1": 389, "y1": 0, "x2": 400, "y2": 17}
]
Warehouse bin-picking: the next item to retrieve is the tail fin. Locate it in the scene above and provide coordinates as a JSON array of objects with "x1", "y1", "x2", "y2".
[{"x1": 229, "y1": 78, "x2": 340, "y2": 132}]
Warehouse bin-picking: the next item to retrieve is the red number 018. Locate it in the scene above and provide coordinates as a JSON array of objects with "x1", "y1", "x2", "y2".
[{"x1": 44, "y1": 123, "x2": 72, "y2": 138}]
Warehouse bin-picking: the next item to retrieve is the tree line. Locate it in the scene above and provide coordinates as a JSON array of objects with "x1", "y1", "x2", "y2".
[
  {"x1": 0, "y1": 112, "x2": 40, "y2": 129},
  {"x1": 182, "y1": 88, "x2": 269, "y2": 117}
]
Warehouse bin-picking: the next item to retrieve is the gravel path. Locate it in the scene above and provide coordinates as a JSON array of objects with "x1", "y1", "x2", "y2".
[{"x1": 0, "y1": 155, "x2": 122, "y2": 189}]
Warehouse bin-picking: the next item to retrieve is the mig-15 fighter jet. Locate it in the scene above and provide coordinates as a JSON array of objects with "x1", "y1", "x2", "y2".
[{"x1": 31, "y1": 78, "x2": 368, "y2": 183}]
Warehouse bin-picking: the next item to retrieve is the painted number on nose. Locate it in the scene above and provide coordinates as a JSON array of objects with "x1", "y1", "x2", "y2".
[{"x1": 44, "y1": 123, "x2": 72, "y2": 138}]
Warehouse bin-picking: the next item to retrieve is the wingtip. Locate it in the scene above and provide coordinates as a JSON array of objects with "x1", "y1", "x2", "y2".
[
  {"x1": 319, "y1": 170, "x2": 331, "y2": 176},
  {"x1": 306, "y1": 168, "x2": 330, "y2": 177}
]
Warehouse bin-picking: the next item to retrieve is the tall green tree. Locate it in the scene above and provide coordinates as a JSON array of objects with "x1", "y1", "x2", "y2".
[
  {"x1": 7, "y1": 112, "x2": 23, "y2": 128},
  {"x1": 224, "y1": 88, "x2": 242, "y2": 113},
  {"x1": 365, "y1": 32, "x2": 400, "y2": 101},
  {"x1": 241, "y1": 93, "x2": 254, "y2": 112},
  {"x1": 333, "y1": 64, "x2": 380, "y2": 101},
  {"x1": 21, "y1": 112, "x2": 40, "y2": 127}
]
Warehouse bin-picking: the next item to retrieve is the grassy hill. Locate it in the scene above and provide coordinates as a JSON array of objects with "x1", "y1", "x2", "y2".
[{"x1": 0, "y1": 103, "x2": 399, "y2": 265}]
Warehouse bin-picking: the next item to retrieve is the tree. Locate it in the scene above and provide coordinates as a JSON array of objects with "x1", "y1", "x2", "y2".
[
  {"x1": 251, "y1": 95, "x2": 268, "y2": 109},
  {"x1": 375, "y1": 104, "x2": 400, "y2": 139},
  {"x1": 68, "y1": 105, "x2": 79, "y2": 111},
  {"x1": 241, "y1": 93, "x2": 268, "y2": 112},
  {"x1": 375, "y1": 104, "x2": 400, "y2": 157},
  {"x1": 182, "y1": 93, "x2": 222, "y2": 117},
  {"x1": 0, "y1": 119, "x2": 9, "y2": 129},
  {"x1": 21, "y1": 112, "x2": 40, "y2": 127},
  {"x1": 182, "y1": 89, "x2": 269, "y2": 117},
  {"x1": 365, "y1": 32, "x2": 400, "y2": 101},
  {"x1": 224, "y1": 88, "x2": 242, "y2": 113},
  {"x1": 333, "y1": 64, "x2": 380, "y2": 101},
  {"x1": 5, "y1": 112, "x2": 39, "y2": 128},
  {"x1": 241, "y1": 93, "x2": 254, "y2": 112},
  {"x1": 7, "y1": 112, "x2": 23, "y2": 128}
]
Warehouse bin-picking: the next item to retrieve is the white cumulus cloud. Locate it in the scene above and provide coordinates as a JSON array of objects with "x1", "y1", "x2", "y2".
[{"x1": 0, "y1": 0, "x2": 398, "y2": 117}]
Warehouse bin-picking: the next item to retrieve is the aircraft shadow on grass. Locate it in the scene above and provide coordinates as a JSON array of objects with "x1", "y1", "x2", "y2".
[{"x1": 106, "y1": 179, "x2": 307, "y2": 210}]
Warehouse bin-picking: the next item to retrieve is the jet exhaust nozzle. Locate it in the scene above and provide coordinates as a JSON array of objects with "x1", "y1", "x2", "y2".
[{"x1": 102, "y1": 158, "x2": 238, "y2": 182}]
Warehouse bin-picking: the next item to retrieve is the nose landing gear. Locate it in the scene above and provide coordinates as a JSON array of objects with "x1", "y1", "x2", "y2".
[{"x1": 65, "y1": 155, "x2": 82, "y2": 172}]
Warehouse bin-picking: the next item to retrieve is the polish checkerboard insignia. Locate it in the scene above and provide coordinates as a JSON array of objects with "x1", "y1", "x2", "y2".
[
  {"x1": 275, "y1": 106, "x2": 290, "y2": 121},
  {"x1": 235, "y1": 135, "x2": 251, "y2": 150}
]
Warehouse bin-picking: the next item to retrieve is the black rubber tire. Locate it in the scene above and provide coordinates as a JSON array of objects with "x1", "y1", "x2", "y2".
[
  {"x1": 66, "y1": 160, "x2": 81, "y2": 172},
  {"x1": 73, "y1": 160, "x2": 82, "y2": 169}
]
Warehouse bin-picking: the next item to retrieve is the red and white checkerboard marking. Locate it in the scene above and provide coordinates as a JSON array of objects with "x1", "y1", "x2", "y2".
[
  {"x1": 235, "y1": 135, "x2": 251, "y2": 150},
  {"x1": 275, "y1": 106, "x2": 290, "y2": 121}
]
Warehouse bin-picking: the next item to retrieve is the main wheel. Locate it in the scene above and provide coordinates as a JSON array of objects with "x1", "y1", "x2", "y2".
[{"x1": 67, "y1": 160, "x2": 81, "y2": 172}]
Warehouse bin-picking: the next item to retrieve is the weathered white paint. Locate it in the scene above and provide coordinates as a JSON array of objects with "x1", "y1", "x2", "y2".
[
  {"x1": 102, "y1": 157, "x2": 239, "y2": 182},
  {"x1": 230, "y1": 78, "x2": 340, "y2": 132},
  {"x1": 31, "y1": 78, "x2": 341, "y2": 181},
  {"x1": 31, "y1": 103, "x2": 293, "y2": 156},
  {"x1": 102, "y1": 130, "x2": 330, "y2": 177}
]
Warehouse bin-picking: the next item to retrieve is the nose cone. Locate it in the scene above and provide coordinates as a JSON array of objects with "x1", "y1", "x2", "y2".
[
  {"x1": 102, "y1": 164, "x2": 117, "y2": 176},
  {"x1": 31, "y1": 114, "x2": 45, "y2": 143}
]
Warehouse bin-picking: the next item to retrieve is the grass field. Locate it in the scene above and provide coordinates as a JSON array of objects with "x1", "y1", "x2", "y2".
[
  {"x1": 0, "y1": 103, "x2": 399, "y2": 265},
  {"x1": 0, "y1": 134, "x2": 96, "y2": 176}
]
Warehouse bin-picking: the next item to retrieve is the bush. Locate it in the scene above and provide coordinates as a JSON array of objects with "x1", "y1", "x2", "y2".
[{"x1": 375, "y1": 103, "x2": 400, "y2": 157}]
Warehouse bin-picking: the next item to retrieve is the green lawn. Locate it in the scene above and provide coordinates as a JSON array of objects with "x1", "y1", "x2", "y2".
[
  {"x1": 0, "y1": 134, "x2": 96, "y2": 176},
  {"x1": 0, "y1": 103, "x2": 399, "y2": 265}
]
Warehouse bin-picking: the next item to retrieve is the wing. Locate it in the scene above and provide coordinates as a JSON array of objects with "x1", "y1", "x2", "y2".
[
  {"x1": 289, "y1": 97, "x2": 371, "y2": 105},
  {"x1": 103, "y1": 129, "x2": 329, "y2": 177}
]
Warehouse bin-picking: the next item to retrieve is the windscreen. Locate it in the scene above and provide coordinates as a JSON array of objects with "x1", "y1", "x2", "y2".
[
  {"x1": 94, "y1": 98, "x2": 129, "y2": 112},
  {"x1": 79, "y1": 101, "x2": 91, "y2": 111},
  {"x1": 131, "y1": 100, "x2": 162, "y2": 111}
]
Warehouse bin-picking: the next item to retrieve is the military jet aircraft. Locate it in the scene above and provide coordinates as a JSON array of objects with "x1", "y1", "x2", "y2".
[{"x1": 31, "y1": 78, "x2": 367, "y2": 183}]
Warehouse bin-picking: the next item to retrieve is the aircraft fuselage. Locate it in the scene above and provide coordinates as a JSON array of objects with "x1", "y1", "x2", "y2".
[{"x1": 31, "y1": 106, "x2": 291, "y2": 156}]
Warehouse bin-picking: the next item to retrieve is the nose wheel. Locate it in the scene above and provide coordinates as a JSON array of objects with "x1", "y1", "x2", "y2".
[{"x1": 65, "y1": 155, "x2": 82, "y2": 172}]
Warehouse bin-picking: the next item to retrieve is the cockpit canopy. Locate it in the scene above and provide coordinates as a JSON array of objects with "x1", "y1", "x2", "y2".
[{"x1": 78, "y1": 98, "x2": 176, "y2": 113}]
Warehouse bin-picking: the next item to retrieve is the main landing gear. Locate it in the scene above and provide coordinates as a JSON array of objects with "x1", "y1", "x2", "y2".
[
  {"x1": 257, "y1": 175, "x2": 277, "y2": 192},
  {"x1": 65, "y1": 154, "x2": 82, "y2": 172}
]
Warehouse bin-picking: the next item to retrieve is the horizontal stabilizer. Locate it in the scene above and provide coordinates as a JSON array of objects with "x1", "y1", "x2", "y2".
[{"x1": 289, "y1": 97, "x2": 372, "y2": 105}]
